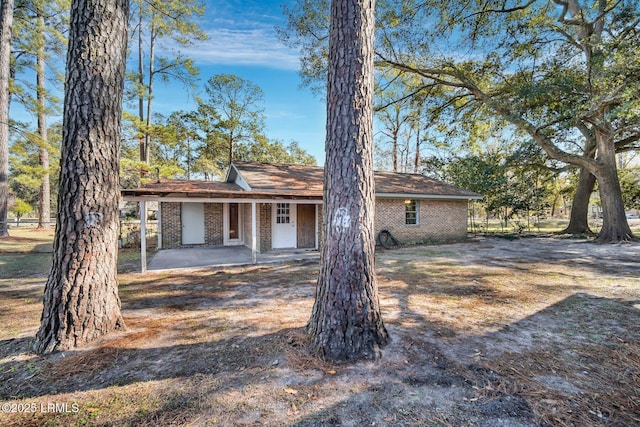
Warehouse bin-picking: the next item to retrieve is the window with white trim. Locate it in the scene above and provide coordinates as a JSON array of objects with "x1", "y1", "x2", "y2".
[
  {"x1": 276, "y1": 203, "x2": 290, "y2": 224},
  {"x1": 405, "y1": 199, "x2": 418, "y2": 225}
]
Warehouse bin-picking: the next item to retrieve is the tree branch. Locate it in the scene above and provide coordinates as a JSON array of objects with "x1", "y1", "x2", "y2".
[{"x1": 464, "y1": 0, "x2": 536, "y2": 20}]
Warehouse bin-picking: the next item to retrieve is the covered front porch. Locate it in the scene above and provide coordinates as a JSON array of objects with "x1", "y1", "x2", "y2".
[{"x1": 147, "y1": 246, "x2": 320, "y2": 271}]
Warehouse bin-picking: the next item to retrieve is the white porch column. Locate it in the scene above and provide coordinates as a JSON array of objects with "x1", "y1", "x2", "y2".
[
  {"x1": 251, "y1": 201, "x2": 257, "y2": 264},
  {"x1": 140, "y1": 200, "x2": 147, "y2": 273}
]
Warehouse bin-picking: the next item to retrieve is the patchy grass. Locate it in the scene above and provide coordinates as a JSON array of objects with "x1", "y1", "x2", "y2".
[
  {"x1": 0, "y1": 228, "x2": 155, "y2": 277},
  {"x1": 1, "y1": 237, "x2": 639, "y2": 426},
  {"x1": 0, "y1": 228, "x2": 54, "y2": 253},
  {"x1": 471, "y1": 218, "x2": 640, "y2": 236}
]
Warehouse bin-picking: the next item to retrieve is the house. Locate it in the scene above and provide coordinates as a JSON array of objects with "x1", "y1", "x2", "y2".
[{"x1": 121, "y1": 161, "x2": 482, "y2": 269}]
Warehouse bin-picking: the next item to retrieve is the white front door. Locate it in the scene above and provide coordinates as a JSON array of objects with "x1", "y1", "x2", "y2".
[
  {"x1": 272, "y1": 202, "x2": 297, "y2": 248},
  {"x1": 182, "y1": 203, "x2": 205, "y2": 244}
]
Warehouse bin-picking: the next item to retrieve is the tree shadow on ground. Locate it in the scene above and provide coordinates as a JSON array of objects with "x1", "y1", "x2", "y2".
[
  {"x1": 0, "y1": 328, "x2": 293, "y2": 401},
  {"x1": 1, "y1": 240, "x2": 638, "y2": 426},
  {"x1": 0, "y1": 337, "x2": 34, "y2": 360},
  {"x1": 393, "y1": 291, "x2": 640, "y2": 427}
]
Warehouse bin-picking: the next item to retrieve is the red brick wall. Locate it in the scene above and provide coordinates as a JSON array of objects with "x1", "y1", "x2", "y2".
[
  {"x1": 160, "y1": 202, "x2": 225, "y2": 248},
  {"x1": 160, "y1": 202, "x2": 182, "y2": 248},
  {"x1": 204, "y1": 203, "x2": 224, "y2": 246},
  {"x1": 161, "y1": 198, "x2": 467, "y2": 251},
  {"x1": 259, "y1": 203, "x2": 271, "y2": 252},
  {"x1": 374, "y1": 198, "x2": 468, "y2": 243}
]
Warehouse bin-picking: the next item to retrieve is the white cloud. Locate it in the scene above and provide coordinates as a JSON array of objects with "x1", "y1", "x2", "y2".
[{"x1": 182, "y1": 26, "x2": 300, "y2": 70}]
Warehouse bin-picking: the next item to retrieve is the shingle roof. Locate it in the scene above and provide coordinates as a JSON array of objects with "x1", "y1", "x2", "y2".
[
  {"x1": 233, "y1": 161, "x2": 481, "y2": 199},
  {"x1": 233, "y1": 161, "x2": 324, "y2": 193},
  {"x1": 372, "y1": 170, "x2": 481, "y2": 198},
  {"x1": 121, "y1": 161, "x2": 481, "y2": 200}
]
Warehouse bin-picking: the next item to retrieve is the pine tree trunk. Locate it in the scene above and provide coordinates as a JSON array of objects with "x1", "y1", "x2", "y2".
[
  {"x1": 32, "y1": 0, "x2": 128, "y2": 354},
  {"x1": 36, "y1": 9, "x2": 50, "y2": 230},
  {"x1": 143, "y1": 18, "x2": 154, "y2": 168},
  {"x1": 137, "y1": 2, "x2": 146, "y2": 167},
  {"x1": 561, "y1": 167, "x2": 595, "y2": 235},
  {"x1": 414, "y1": 126, "x2": 421, "y2": 174},
  {"x1": 308, "y1": 0, "x2": 389, "y2": 362},
  {"x1": 0, "y1": 0, "x2": 13, "y2": 238}
]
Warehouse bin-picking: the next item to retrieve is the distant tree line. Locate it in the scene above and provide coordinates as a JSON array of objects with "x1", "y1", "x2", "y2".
[
  {"x1": 280, "y1": 0, "x2": 640, "y2": 242},
  {"x1": 1, "y1": 0, "x2": 317, "y2": 232}
]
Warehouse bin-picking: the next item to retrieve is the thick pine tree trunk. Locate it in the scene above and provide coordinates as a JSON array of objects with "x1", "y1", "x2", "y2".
[
  {"x1": 561, "y1": 167, "x2": 595, "y2": 235},
  {"x1": 32, "y1": 0, "x2": 129, "y2": 354},
  {"x1": 308, "y1": 0, "x2": 389, "y2": 362},
  {"x1": 36, "y1": 9, "x2": 50, "y2": 230},
  {"x1": 0, "y1": 0, "x2": 13, "y2": 238}
]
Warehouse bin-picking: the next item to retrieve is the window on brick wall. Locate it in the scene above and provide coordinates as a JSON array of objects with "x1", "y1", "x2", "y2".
[{"x1": 405, "y1": 199, "x2": 418, "y2": 225}]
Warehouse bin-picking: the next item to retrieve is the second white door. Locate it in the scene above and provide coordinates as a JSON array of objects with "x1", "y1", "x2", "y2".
[{"x1": 272, "y1": 202, "x2": 296, "y2": 248}]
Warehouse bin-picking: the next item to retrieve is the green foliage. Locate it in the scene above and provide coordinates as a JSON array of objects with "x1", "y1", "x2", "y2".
[
  {"x1": 11, "y1": 0, "x2": 68, "y2": 116},
  {"x1": 10, "y1": 198, "x2": 32, "y2": 221},
  {"x1": 619, "y1": 168, "x2": 640, "y2": 210},
  {"x1": 125, "y1": 0, "x2": 207, "y2": 165},
  {"x1": 118, "y1": 74, "x2": 318, "y2": 184},
  {"x1": 200, "y1": 74, "x2": 266, "y2": 165},
  {"x1": 236, "y1": 137, "x2": 316, "y2": 166},
  {"x1": 424, "y1": 144, "x2": 555, "y2": 228},
  {"x1": 8, "y1": 125, "x2": 61, "y2": 211},
  {"x1": 277, "y1": 0, "x2": 330, "y2": 96}
]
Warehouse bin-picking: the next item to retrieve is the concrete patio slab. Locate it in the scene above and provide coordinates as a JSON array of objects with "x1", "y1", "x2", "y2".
[{"x1": 147, "y1": 246, "x2": 319, "y2": 271}]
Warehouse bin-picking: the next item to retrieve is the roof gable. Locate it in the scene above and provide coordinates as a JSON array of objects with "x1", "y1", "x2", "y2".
[{"x1": 232, "y1": 161, "x2": 324, "y2": 193}]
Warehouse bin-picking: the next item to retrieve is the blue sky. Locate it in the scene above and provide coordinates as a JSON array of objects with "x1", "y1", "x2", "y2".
[
  {"x1": 150, "y1": 0, "x2": 327, "y2": 164},
  {"x1": 12, "y1": 0, "x2": 327, "y2": 165}
]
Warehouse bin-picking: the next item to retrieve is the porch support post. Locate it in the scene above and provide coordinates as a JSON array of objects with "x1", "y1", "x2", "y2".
[
  {"x1": 251, "y1": 201, "x2": 257, "y2": 264},
  {"x1": 140, "y1": 200, "x2": 147, "y2": 273}
]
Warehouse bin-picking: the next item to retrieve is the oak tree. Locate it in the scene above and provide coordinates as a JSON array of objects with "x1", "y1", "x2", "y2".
[
  {"x1": 378, "y1": 0, "x2": 640, "y2": 242},
  {"x1": 281, "y1": 0, "x2": 640, "y2": 243}
]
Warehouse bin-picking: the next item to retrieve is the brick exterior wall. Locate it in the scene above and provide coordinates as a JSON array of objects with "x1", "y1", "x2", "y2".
[
  {"x1": 204, "y1": 203, "x2": 224, "y2": 246},
  {"x1": 259, "y1": 203, "x2": 272, "y2": 252},
  {"x1": 160, "y1": 202, "x2": 182, "y2": 248},
  {"x1": 374, "y1": 198, "x2": 468, "y2": 243},
  {"x1": 161, "y1": 198, "x2": 467, "y2": 251}
]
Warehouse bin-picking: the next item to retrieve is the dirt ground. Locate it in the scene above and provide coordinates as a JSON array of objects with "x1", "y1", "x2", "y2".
[{"x1": 1, "y1": 236, "x2": 639, "y2": 426}]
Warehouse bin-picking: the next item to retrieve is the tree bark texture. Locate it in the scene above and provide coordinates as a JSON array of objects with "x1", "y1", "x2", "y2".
[
  {"x1": 36, "y1": 8, "x2": 50, "y2": 229},
  {"x1": 32, "y1": 0, "x2": 129, "y2": 354},
  {"x1": 0, "y1": 0, "x2": 13, "y2": 237},
  {"x1": 593, "y1": 129, "x2": 633, "y2": 243},
  {"x1": 308, "y1": 0, "x2": 389, "y2": 362},
  {"x1": 561, "y1": 167, "x2": 595, "y2": 235}
]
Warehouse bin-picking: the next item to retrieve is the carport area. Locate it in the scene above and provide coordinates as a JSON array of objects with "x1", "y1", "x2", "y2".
[{"x1": 147, "y1": 246, "x2": 319, "y2": 271}]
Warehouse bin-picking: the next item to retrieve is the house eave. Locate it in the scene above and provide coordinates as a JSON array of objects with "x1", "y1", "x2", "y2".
[
  {"x1": 375, "y1": 192, "x2": 483, "y2": 201},
  {"x1": 123, "y1": 195, "x2": 323, "y2": 204}
]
